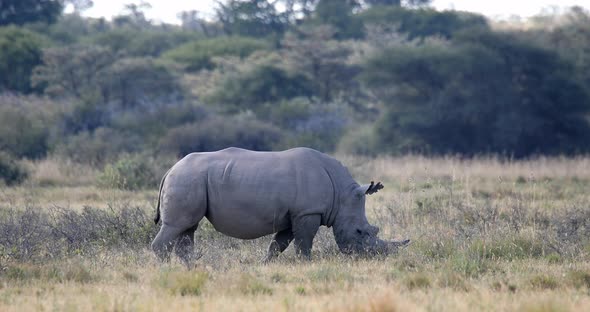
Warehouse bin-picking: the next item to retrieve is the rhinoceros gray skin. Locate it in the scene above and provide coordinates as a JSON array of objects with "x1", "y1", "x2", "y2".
[{"x1": 151, "y1": 147, "x2": 409, "y2": 266}]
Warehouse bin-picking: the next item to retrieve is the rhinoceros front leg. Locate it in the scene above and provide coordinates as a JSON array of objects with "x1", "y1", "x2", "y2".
[
  {"x1": 263, "y1": 228, "x2": 294, "y2": 263},
  {"x1": 293, "y1": 214, "x2": 321, "y2": 260}
]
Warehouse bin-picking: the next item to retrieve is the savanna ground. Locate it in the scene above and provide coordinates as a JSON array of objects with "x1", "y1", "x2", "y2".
[{"x1": 1, "y1": 156, "x2": 589, "y2": 311}]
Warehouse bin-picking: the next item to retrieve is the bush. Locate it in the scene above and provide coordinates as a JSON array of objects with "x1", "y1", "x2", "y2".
[
  {"x1": 0, "y1": 104, "x2": 49, "y2": 159},
  {"x1": 0, "y1": 26, "x2": 45, "y2": 93},
  {"x1": 96, "y1": 57, "x2": 182, "y2": 108},
  {"x1": 337, "y1": 124, "x2": 379, "y2": 155},
  {"x1": 206, "y1": 65, "x2": 313, "y2": 111},
  {"x1": 88, "y1": 28, "x2": 199, "y2": 57},
  {"x1": 163, "y1": 36, "x2": 269, "y2": 71},
  {"x1": 0, "y1": 152, "x2": 28, "y2": 186},
  {"x1": 110, "y1": 102, "x2": 208, "y2": 140},
  {"x1": 98, "y1": 154, "x2": 158, "y2": 190},
  {"x1": 363, "y1": 29, "x2": 590, "y2": 157},
  {"x1": 259, "y1": 98, "x2": 347, "y2": 152},
  {"x1": 0, "y1": 205, "x2": 158, "y2": 262},
  {"x1": 158, "y1": 116, "x2": 283, "y2": 157},
  {"x1": 55, "y1": 127, "x2": 142, "y2": 167},
  {"x1": 359, "y1": 7, "x2": 488, "y2": 39}
]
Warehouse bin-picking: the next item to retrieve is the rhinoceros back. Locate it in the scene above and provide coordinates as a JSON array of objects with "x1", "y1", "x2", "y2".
[{"x1": 162, "y1": 147, "x2": 338, "y2": 239}]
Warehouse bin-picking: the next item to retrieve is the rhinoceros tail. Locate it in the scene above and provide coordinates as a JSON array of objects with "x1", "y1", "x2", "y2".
[{"x1": 154, "y1": 169, "x2": 170, "y2": 225}]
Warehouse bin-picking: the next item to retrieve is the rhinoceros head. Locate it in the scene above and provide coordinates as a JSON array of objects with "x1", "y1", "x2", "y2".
[{"x1": 332, "y1": 181, "x2": 409, "y2": 255}]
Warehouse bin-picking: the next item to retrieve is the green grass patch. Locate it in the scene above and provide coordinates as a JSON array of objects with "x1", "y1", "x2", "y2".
[
  {"x1": 566, "y1": 270, "x2": 590, "y2": 289},
  {"x1": 1, "y1": 262, "x2": 96, "y2": 284},
  {"x1": 529, "y1": 274, "x2": 560, "y2": 290},
  {"x1": 157, "y1": 269, "x2": 208, "y2": 296},
  {"x1": 237, "y1": 273, "x2": 273, "y2": 295},
  {"x1": 403, "y1": 273, "x2": 431, "y2": 290}
]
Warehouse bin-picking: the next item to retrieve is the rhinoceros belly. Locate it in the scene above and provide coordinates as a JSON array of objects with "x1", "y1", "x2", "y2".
[{"x1": 205, "y1": 200, "x2": 291, "y2": 239}]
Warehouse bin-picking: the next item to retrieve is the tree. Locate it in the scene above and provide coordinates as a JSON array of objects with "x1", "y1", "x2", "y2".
[
  {"x1": 0, "y1": 0, "x2": 63, "y2": 26},
  {"x1": 0, "y1": 27, "x2": 45, "y2": 93},
  {"x1": 112, "y1": 1, "x2": 152, "y2": 29},
  {"x1": 363, "y1": 29, "x2": 590, "y2": 157},
  {"x1": 0, "y1": 104, "x2": 49, "y2": 159},
  {"x1": 178, "y1": 10, "x2": 211, "y2": 34},
  {"x1": 364, "y1": 0, "x2": 401, "y2": 6},
  {"x1": 359, "y1": 6, "x2": 488, "y2": 39},
  {"x1": 311, "y1": 0, "x2": 364, "y2": 39},
  {"x1": 282, "y1": 26, "x2": 359, "y2": 102},
  {"x1": 34, "y1": 45, "x2": 181, "y2": 107},
  {"x1": 215, "y1": 0, "x2": 288, "y2": 37},
  {"x1": 64, "y1": 0, "x2": 93, "y2": 13},
  {"x1": 159, "y1": 117, "x2": 283, "y2": 157},
  {"x1": 97, "y1": 57, "x2": 180, "y2": 108},
  {"x1": 530, "y1": 7, "x2": 590, "y2": 94},
  {"x1": 163, "y1": 36, "x2": 269, "y2": 71},
  {"x1": 206, "y1": 64, "x2": 313, "y2": 111},
  {"x1": 33, "y1": 45, "x2": 115, "y2": 98}
]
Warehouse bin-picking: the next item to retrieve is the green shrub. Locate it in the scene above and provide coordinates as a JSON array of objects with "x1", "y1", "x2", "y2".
[
  {"x1": 55, "y1": 127, "x2": 142, "y2": 167},
  {"x1": 98, "y1": 154, "x2": 158, "y2": 190},
  {"x1": 88, "y1": 29, "x2": 199, "y2": 57},
  {"x1": 0, "y1": 26, "x2": 45, "y2": 93},
  {"x1": 363, "y1": 29, "x2": 590, "y2": 157},
  {"x1": 206, "y1": 65, "x2": 313, "y2": 111},
  {"x1": 0, "y1": 105, "x2": 49, "y2": 159},
  {"x1": 261, "y1": 98, "x2": 347, "y2": 152},
  {"x1": 359, "y1": 7, "x2": 489, "y2": 39},
  {"x1": 158, "y1": 116, "x2": 283, "y2": 157},
  {"x1": 0, "y1": 152, "x2": 28, "y2": 186},
  {"x1": 337, "y1": 124, "x2": 379, "y2": 155},
  {"x1": 163, "y1": 36, "x2": 269, "y2": 71}
]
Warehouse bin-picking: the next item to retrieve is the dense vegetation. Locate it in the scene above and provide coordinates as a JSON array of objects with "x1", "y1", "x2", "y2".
[{"x1": 1, "y1": 0, "x2": 590, "y2": 186}]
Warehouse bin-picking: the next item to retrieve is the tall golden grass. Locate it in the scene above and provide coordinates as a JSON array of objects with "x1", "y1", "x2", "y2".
[{"x1": 1, "y1": 155, "x2": 589, "y2": 311}]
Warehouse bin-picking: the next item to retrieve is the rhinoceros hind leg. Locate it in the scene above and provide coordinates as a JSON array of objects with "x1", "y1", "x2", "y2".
[
  {"x1": 263, "y1": 228, "x2": 294, "y2": 263},
  {"x1": 175, "y1": 224, "x2": 199, "y2": 268},
  {"x1": 151, "y1": 225, "x2": 185, "y2": 262},
  {"x1": 293, "y1": 214, "x2": 321, "y2": 260}
]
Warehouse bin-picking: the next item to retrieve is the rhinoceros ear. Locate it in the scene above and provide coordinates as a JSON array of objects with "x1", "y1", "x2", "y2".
[{"x1": 356, "y1": 181, "x2": 384, "y2": 196}]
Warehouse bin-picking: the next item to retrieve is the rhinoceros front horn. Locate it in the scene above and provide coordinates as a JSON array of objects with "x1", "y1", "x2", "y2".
[
  {"x1": 380, "y1": 239, "x2": 410, "y2": 255},
  {"x1": 390, "y1": 239, "x2": 411, "y2": 248}
]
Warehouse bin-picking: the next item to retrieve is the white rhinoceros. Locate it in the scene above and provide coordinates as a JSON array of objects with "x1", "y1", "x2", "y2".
[{"x1": 151, "y1": 147, "x2": 409, "y2": 265}]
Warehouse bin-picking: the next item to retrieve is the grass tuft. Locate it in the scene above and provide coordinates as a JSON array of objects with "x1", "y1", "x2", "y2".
[
  {"x1": 529, "y1": 274, "x2": 560, "y2": 290},
  {"x1": 157, "y1": 269, "x2": 208, "y2": 296},
  {"x1": 566, "y1": 270, "x2": 590, "y2": 289},
  {"x1": 237, "y1": 273, "x2": 273, "y2": 295},
  {"x1": 403, "y1": 273, "x2": 431, "y2": 290}
]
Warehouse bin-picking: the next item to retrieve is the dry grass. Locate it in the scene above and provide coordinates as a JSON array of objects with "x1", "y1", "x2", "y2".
[{"x1": 1, "y1": 155, "x2": 590, "y2": 311}]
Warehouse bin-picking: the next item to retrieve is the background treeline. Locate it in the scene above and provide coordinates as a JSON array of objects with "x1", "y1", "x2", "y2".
[{"x1": 1, "y1": 0, "x2": 590, "y2": 186}]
